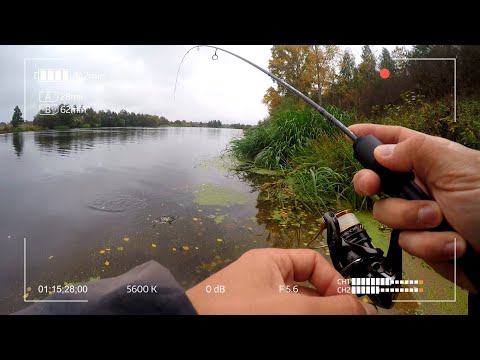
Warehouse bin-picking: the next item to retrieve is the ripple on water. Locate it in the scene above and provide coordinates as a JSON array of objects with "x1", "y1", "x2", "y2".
[{"x1": 88, "y1": 193, "x2": 148, "y2": 213}]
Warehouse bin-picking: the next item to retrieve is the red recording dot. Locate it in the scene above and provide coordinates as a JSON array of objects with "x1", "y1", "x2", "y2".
[{"x1": 380, "y1": 68, "x2": 390, "y2": 79}]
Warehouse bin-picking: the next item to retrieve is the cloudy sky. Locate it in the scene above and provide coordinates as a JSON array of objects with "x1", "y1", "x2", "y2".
[{"x1": 0, "y1": 45, "x2": 405, "y2": 125}]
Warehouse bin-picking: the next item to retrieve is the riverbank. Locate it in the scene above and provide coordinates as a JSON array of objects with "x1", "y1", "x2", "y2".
[
  {"x1": 0, "y1": 123, "x2": 44, "y2": 134},
  {"x1": 229, "y1": 97, "x2": 480, "y2": 212}
]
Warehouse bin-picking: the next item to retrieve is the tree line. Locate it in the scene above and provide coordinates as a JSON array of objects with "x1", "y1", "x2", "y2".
[
  {"x1": 263, "y1": 45, "x2": 480, "y2": 116},
  {"x1": 30, "y1": 106, "x2": 250, "y2": 130}
]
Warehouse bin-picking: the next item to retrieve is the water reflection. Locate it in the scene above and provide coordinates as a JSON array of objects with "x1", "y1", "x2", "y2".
[
  {"x1": 12, "y1": 132, "x2": 24, "y2": 158},
  {"x1": 33, "y1": 128, "x2": 169, "y2": 155},
  {"x1": 234, "y1": 169, "x2": 326, "y2": 251}
]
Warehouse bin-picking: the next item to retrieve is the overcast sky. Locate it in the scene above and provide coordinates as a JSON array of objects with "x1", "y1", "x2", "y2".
[{"x1": 0, "y1": 45, "x2": 406, "y2": 125}]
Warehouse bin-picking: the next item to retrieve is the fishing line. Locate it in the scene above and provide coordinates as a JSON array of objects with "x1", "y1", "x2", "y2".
[{"x1": 174, "y1": 45, "x2": 357, "y2": 141}]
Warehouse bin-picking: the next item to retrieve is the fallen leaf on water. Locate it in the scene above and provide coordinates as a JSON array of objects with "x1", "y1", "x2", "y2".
[
  {"x1": 198, "y1": 209, "x2": 203, "y2": 212},
  {"x1": 215, "y1": 255, "x2": 221, "y2": 260},
  {"x1": 195, "y1": 247, "x2": 199, "y2": 250},
  {"x1": 151, "y1": 243, "x2": 157, "y2": 248},
  {"x1": 117, "y1": 247, "x2": 124, "y2": 251},
  {"x1": 216, "y1": 238, "x2": 223, "y2": 242},
  {"x1": 48, "y1": 255, "x2": 54, "y2": 259},
  {"x1": 182, "y1": 246, "x2": 190, "y2": 251},
  {"x1": 23, "y1": 293, "x2": 29, "y2": 299},
  {"x1": 105, "y1": 261, "x2": 110, "y2": 266},
  {"x1": 172, "y1": 247, "x2": 177, "y2": 251},
  {"x1": 247, "y1": 227, "x2": 253, "y2": 231},
  {"x1": 48, "y1": 291, "x2": 54, "y2": 295},
  {"x1": 99, "y1": 250, "x2": 105, "y2": 254},
  {"x1": 123, "y1": 237, "x2": 129, "y2": 242},
  {"x1": 192, "y1": 218, "x2": 199, "y2": 221},
  {"x1": 105, "y1": 248, "x2": 111, "y2": 251},
  {"x1": 27, "y1": 287, "x2": 31, "y2": 292}
]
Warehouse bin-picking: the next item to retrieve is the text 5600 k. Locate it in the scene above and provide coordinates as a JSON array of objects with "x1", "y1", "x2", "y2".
[{"x1": 126, "y1": 285, "x2": 158, "y2": 294}]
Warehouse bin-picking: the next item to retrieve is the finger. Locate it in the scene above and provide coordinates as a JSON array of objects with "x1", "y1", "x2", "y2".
[
  {"x1": 353, "y1": 169, "x2": 381, "y2": 196},
  {"x1": 295, "y1": 285, "x2": 320, "y2": 297},
  {"x1": 399, "y1": 231, "x2": 467, "y2": 261},
  {"x1": 349, "y1": 124, "x2": 419, "y2": 144},
  {"x1": 270, "y1": 249, "x2": 346, "y2": 296},
  {"x1": 373, "y1": 135, "x2": 428, "y2": 173},
  {"x1": 373, "y1": 198, "x2": 443, "y2": 229},
  {"x1": 296, "y1": 294, "x2": 377, "y2": 315},
  {"x1": 427, "y1": 261, "x2": 477, "y2": 294}
]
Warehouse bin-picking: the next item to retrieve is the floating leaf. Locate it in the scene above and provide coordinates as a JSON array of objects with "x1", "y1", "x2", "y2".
[
  {"x1": 214, "y1": 214, "x2": 225, "y2": 224},
  {"x1": 172, "y1": 247, "x2": 177, "y2": 251},
  {"x1": 64, "y1": 282, "x2": 73, "y2": 286},
  {"x1": 182, "y1": 246, "x2": 190, "y2": 251},
  {"x1": 27, "y1": 287, "x2": 32, "y2": 292},
  {"x1": 117, "y1": 247, "x2": 124, "y2": 251},
  {"x1": 197, "y1": 209, "x2": 203, "y2": 212},
  {"x1": 151, "y1": 243, "x2": 157, "y2": 248},
  {"x1": 192, "y1": 218, "x2": 199, "y2": 221},
  {"x1": 123, "y1": 237, "x2": 129, "y2": 242},
  {"x1": 105, "y1": 248, "x2": 111, "y2": 251},
  {"x1": 99, "y1": 250, "x2": 105, "y2": 254},
  {"x1": 48, "y1": 291, "x2": 54, "y2": 295},
  {"x1": 216, "y1": 238, "x2": 223, "y2": 242},
  {"x1": 208, "y1": 214, "x2": 216, "y2": 219},
  {"x1": 195, "y1": 247, "x2": 199, "y2": 250},
  {"x1": 48, "y1": 255, "x2": 54, "y2": 259},
  {"x1": 215, "y1": 255, "x2": 221, "y2": 260},
  {"x1": 23, "y1": 293, "x2": 29, "y2": 299},
  {"x1": 105, "y1": 261, "x2": 110, "y2": 266}
]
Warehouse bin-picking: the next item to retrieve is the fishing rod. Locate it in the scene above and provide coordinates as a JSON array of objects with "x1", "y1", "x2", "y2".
[{"x1": 175, "y1": 45, "x2": 480, "y2": 306}]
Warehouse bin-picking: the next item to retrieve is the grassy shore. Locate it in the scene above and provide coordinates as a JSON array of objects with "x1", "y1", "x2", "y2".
[{"x1": 229, "y1": 97, "x2": 480, "y2": 212}]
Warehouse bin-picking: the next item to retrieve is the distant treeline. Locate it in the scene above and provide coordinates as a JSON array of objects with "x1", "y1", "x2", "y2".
[{"x1": 32, "y1": 106, "x2": 251, "y2": 130}]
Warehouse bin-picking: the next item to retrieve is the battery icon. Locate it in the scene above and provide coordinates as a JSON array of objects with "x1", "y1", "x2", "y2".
[{"x1": 34, "y1": 69, "x2": 70, "y2": 81}]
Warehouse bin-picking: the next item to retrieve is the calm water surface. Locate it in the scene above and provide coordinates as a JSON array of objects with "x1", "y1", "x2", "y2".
[{"x1": 0, "y1": 128, "x2": 270, "y2": 314}]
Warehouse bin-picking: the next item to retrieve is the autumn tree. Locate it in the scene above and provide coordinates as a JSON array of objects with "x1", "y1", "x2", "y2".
[
  {"x1": 263, "y1": 45, "x2": 314, "y2": 112},
  {"x1": 310, "y1": 45, "x2": 341, "y2": 105}
]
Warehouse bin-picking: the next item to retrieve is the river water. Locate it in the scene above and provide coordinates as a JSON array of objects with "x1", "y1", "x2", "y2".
[
  {"x1": 0, "y1": 127, "x2": 466, "y2": 314},
  {"x1": 0, "y1": 127, "x2": 272, "y2": 314}
]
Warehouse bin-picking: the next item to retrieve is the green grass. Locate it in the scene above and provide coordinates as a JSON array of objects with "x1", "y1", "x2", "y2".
[
  {"x1": 229, "y1": 101, "x2": 368, "y2": 211},
  {"x1": 0, "y1": 123, "x2": 44, "y2": 134},
  {"x1": 229, "y1": 97, "x2": 480, "y2": 212}
]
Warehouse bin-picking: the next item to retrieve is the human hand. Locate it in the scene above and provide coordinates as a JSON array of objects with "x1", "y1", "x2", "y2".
[
  {"x1": 350, "y1": 124, "x2": 480, "y2": 292},
  {"x1": 186, "y1": 248, "x2": 377, "y2": 315}
]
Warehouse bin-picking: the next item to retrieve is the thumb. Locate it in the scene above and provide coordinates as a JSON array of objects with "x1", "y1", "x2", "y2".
[{"x1": 373, "y1": 134, "x2": 430, "y2": 174}]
